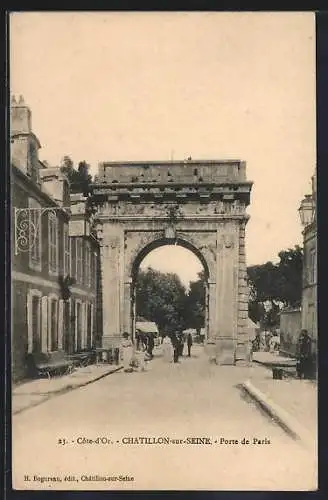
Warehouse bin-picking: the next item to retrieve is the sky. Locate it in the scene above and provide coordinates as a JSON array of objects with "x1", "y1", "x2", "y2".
[{"x1": 10, "y1": 12, "x2": 316, "y2": 286}]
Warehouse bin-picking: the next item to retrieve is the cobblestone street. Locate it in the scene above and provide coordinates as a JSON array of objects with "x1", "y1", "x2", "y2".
[{"x1": 12, "y1": 346, "x2": 317, "y2": 491}]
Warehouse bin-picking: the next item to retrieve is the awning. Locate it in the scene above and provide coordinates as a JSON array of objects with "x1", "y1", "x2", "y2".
[
  {"x1": 136, "y1": 321, "x2": 159, "y2": 334},
  {"x1": 183, "y1": 328, "x2": 197, "y2": 335}
]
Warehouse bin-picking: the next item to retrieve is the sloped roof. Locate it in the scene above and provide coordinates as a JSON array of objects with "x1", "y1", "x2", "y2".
[{"x1": 136, "y1": 321, "x2": 159, "y2": 334}]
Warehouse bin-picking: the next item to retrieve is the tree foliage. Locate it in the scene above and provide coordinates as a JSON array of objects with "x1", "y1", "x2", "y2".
[
  {"x1": 136, "y1": 267, "x2": 208, "y2": 335},
  {"x1": 247, "y1": 245, "x2": 303, "y2": 329},
  {"x1": 60, "y1": 155, "x2": 93, "y2": 196},
  {"x1": 184, "y1": 271, "x2": 206, "y2": 333},
  {"x1": 136, "y1": 267, "x2": 187, "y2": 334}
]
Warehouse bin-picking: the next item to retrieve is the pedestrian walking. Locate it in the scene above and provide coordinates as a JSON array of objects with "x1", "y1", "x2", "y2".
[
  {"x1": 187, "y1": 332, "x2": 193, "y2": 357},
  {"x1": 135, "y1": 329, "x2": 142, "y2": 350},
  {"x1": 178, "y1": 333, "x2": 184, "y2": 357},
  {"x1": 147, "y1": 334, "x2": 155, "y2": 359},
  {"x1": 162, "y1": 334, "x2": 174, "y2": 363},
  {"x1": 171, "y1": 334, "x2": 179, "y2": 363},
  {"x1": 252, "y1": 333, "x2": 261, "y2": 352},
  {"x1": 296, "y1": 329, "x2": 312, "y2": 379},
  {"x1": 120, "y1": 332, "x2": 134, "y2": 373}
]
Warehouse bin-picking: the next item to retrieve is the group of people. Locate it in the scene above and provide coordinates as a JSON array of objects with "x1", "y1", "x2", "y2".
[
  {"x1": 135, "y1": 331, "x2": 155, "y2": 359},
  {"x1": 120, "y1": 330, "x2": 194, "y2": 372},
  {"x1": 120, "y1": 332, "x2": 151, "y2": 373},
  {"x1": 250, "y1": 327, "x2": 314, "y2": 380},
  {"x1": 162, "y1": 332, "x2": 193, "y2": 363},
  {"x1": 252, "y1": 330, "x2": 281, "y2": 354}
]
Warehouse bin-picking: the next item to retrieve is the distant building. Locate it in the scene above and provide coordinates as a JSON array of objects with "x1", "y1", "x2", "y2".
[
  {"x1": 299, "y1": 171, "x2": 317, "y2": 369},
  {"x1": 11, "y1": 95, "x2": 100, "y2": 381}
]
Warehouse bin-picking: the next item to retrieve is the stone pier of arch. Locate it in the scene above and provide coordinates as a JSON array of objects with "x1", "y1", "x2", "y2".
[{"x1": 92, "y1": 160, "x2": 253, "y2": 365}]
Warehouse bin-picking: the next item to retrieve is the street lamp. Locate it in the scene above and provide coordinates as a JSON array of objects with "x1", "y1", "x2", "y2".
[{"x1": 298, "y1": 194, "x2": 314, "y2": 227}]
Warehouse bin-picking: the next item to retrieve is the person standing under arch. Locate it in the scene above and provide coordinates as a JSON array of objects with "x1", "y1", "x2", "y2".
[
  {"x1": 187, "y1": 332, "x2": 193, "y2": 357},
  {"x1": 120, "y1": 332, "x2": 134, "y2": 372},
  {"x1": 162, "y1": 334, "x2": 174, "y2": 363}
]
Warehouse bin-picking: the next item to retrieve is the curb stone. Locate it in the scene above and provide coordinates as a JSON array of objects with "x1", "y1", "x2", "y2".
[
  {"x1": 12, "y1": 365, "x2": 123, "y2": 416},
  {"x1": 241, "y1": 380, "x2": 315, "y2": 451}
]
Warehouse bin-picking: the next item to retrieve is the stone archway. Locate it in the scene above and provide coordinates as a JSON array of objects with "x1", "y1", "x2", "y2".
[
  {"x1": 129, "y1": 236, "x2": 211, "y2": 342},
  {"x1": 92, "y1": 159, "x2": 252, "y2": 365}
]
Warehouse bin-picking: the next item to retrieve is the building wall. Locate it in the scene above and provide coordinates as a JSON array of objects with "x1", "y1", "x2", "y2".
[
  {"x1": 279, "y1": 308, "x2": 302, "y2": 357},
  {"x1": 11, "y1": 96, "x2": 100, "y2": 382},
  {"x1": 301, "y1": 220, "x2": 317, "y2": 365}
]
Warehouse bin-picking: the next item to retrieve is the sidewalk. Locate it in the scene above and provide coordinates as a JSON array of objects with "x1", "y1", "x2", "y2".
[
  {"x1": 12, "y1": 363, "x2": 123, "y2": 415},
  {"x1": 246, "y1": 375, "x2": 317, "y2": 431},
  {"x1": 242, "y1": 358, "x2": 317, "y2": 450}
]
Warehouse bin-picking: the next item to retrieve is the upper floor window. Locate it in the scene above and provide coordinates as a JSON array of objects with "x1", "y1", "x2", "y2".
[
  {"x1": 85, "y1": 241, "x2": 91, "y2": 287},
  {"x1": 28, "y1": 197, "x2": 42, "y2": 271},
  {"x1": 63, "y1": 224, "x2": 70, "y2": 276},
  {"x1": 48, "y1": 213, "x2": 58, "y2": 274},
  {"x1": 91, "y1": 251, "x2": 97, "y2": 288},
  {"x1": 76, "y1": 238, "x2": 83, "y2": 285},
  {"x1": 69, "y1": 238, "x2": 74, "y2": 279}
]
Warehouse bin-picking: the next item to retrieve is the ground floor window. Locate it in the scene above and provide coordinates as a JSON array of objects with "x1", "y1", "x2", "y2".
[
  {"x1": 48, "y1": 296, "x2": 59, "y2": 351},
  {"x1": 27, "y1": 289, "x2": 42, "y2": 354},
  {"x1": 63, "y1": 300, "x2": 71, "y2": 353},
  {"x1": 31, "y1": 295, "x2": 41, "y2": 352},
  {"x1": 72, "y1": 300, "x2": 95, "y2": 352},
  {"x1": 87, "y1": 303, "x2": 93, "y2": 349},
  {"x1": 75, "y1": 301, "x2": 83, "y2": 352}
]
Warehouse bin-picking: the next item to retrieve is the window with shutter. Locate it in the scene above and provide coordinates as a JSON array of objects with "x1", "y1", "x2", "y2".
[
  {"x1": 27, "y1": 289, "x2": 42, "y2": 353},
  {"x1": 58, "y1": 300, "x2": 64, "y2": 350},
  {"x1": 41, "y1": 296, "x2": 48, "y2": 353},
  {"x1": 48, "y1": 295, "x2": 59, "y2": 351},
  {"x1": 76, "y1": 238, "x2": 83, "y2": 284},
  {"x1": 48, "y1": 213, "x2": 58, "y2": 275},
  {"x1": 75, "y1": 301, "x2": 82, "y2": 352},
  {"x1": 63, "y1": 224, "x2": 70, "y2": 276},
  {"x1": 28, "y1": 198, "x2": 42, "y2": 271},
  {"x1": 85, "y1": 242, "x2": 91, "y2": 287}
]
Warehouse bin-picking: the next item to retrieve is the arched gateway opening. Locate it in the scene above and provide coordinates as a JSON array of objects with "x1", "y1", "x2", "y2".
[
  {"x1": 91, "y1": 159, "x2": 252, "y2": 365},
  {"x1": 132, "y1": 240, "x2": 209, "y2": 343}
]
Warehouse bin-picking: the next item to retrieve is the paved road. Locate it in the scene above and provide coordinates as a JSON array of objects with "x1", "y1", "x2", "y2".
[{"x1": 12, "y1": 346, "x2": 317, "y2": 491}]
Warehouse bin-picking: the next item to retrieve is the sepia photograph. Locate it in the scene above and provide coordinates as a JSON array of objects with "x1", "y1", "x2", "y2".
[{"x1": 10, "y1": 11, "x2": 317, "y2": 491}]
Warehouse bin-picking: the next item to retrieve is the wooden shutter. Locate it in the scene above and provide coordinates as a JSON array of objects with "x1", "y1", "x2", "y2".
[
  {"x1": 26, "y1": 291, "x2": 33, "y2": 353},
  {"x1": 81, "y1": 302, "x2": 87, "y2": 349},
  {"x1": 74, "y1": 301, "x2": 78, "y2": 351},
  {"x1": 90, "y1": 303, "x2": 94, "y2": 348},
  {"x1": 58, "y1": 299, "x2": 64, "y2": 350},
  {"x1": 41, "y1": 296, "x2": 48, "y2": 353}
]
